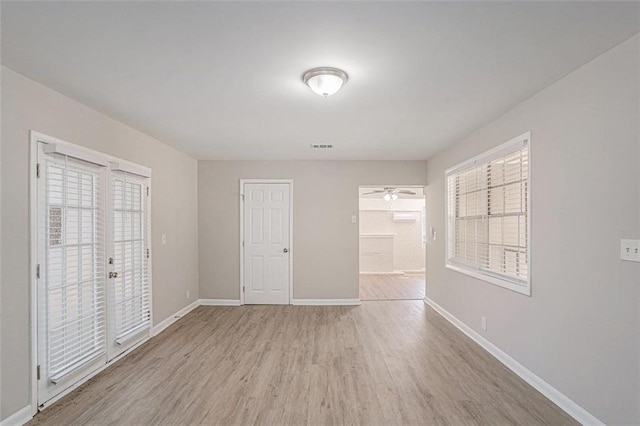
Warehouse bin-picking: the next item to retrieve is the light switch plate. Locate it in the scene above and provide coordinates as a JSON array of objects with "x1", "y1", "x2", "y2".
[
  {"x1": 351, "y1": 215, "x2": 357, "y2": 224},
  {"x1": 620, "y1": 239, "x2": 640, "y2": 262}
]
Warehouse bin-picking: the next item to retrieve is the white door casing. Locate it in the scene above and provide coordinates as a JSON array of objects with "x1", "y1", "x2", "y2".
[
  {"x1": 242, "y1": 182, "x2": 291, "y2": 305},
  {"x1": 33, "y1": 134, "x2": 152, "y2": 407}
]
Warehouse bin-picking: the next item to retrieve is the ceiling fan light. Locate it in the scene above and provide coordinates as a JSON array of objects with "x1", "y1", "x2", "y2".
[
  {"x1": 391, "y1": 193, "x2": 398, "y2": 200},
  {"x1": 303, "y1": 67, "x2": 348, "y2": 97},
  {"x1": 383, "y1": 193, "x2": 392, "y2": 201}
]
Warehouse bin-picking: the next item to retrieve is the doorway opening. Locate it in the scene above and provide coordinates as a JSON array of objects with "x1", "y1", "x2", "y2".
[{"x1": 358, "y1": 186, "x2": 426, "y2": 301}]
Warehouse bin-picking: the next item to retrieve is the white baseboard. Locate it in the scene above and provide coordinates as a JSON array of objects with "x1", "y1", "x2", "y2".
[
  {"x1": 292, "y1": 299, "x2": 361, "y2": 306},
  {"x1": 199, "y1": 299, "x2": 242, "y2": 306},
  {"x1": 0, "y1": 405, "x2": 32, "y2": 426},
  {"x1": 151, "y1": 299, "x2": 200, "y2": 337},
  {"x1": 401, "y1": 269, "x2": 425, "y2": 275},
  {"x1": 423, "y1": 297, "x2": 604, "y2": 426}
]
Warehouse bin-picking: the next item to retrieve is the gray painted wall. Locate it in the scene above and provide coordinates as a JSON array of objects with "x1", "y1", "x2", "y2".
[
  {"x1": 1, "y1": 31, "x2": 638, "y2": 426},
  {"x1": 0, "y1": 67, "x2": 200, "y2": 420},
  {"x1": 198, "y1": 161, "x2": 427, "y2": 301},
  {"x1": 425, "y1": 35, "x2": 640, "y2": 424}
]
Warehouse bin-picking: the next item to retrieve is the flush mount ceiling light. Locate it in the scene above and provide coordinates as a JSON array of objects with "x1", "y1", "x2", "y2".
[{"x1": 302, "y1": 67, "x2": 348, "y2": 97}]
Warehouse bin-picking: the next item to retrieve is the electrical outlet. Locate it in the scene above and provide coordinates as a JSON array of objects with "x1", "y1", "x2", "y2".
[
  {"x1": 351, "y1": 215, "x2": 357, "y2": 224},
  {"x1": 620, "y1": 239, "x2": 640, "y2": 262},
  {"x1": 186, "y1": 289, "x2": 190, "y2": 299},
  {"x1": 162, "y1": 234, "x2": 167, "y2": 245},
  {"x1": 481, "y1": 316, "x2": 487, "y2": 331}
]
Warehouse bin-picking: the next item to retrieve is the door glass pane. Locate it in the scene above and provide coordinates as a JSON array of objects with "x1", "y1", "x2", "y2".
[
  {"x1": 44, "y1": 156, "x2": 106, "y2": 377},
  {"x1": 112, "y1": 173, "x2": 150, "y2": 338}
]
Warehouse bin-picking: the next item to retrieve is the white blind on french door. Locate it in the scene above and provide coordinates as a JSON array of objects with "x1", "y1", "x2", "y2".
[
  {"x1": 112, "y1": 172, "x2": 150, "y2": 342},
  {"x1": 44, "y1": 155, "x2": 106, "y2": 381}
]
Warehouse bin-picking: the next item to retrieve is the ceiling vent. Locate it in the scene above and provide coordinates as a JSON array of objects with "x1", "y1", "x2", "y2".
[{"x1": 310, "y1": 144, "x2": 334, "y2": 149}]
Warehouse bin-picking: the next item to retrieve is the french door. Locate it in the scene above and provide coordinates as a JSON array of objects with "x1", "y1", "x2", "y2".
[
  {"x1": 36, "y1": 140, "x2": 151, "y2": 405},
  {"x1": 107, "y1": 171, "x2": 151, "y2": 360}
]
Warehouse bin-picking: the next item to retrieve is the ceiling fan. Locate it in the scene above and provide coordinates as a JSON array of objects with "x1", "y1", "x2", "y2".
[{"x1": 362, "y1": 187, "x2": 417, "y2": 201}]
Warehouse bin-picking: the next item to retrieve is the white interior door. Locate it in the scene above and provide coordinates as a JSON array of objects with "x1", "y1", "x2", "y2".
[
  {"x1": 36, "y1": 139, "x2": 152, "y2": 406},
  {"x1": 243, "y1": 183, "x2": 291, "y2": 305},
  {"x1": 37, "y1": 143, "x2": 108, "y2": 404}
]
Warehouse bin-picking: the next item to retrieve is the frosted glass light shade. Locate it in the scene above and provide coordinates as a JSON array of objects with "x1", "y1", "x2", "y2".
[
  {"x1": 383, "y1": 192, "x2": 398, "y2": 201},
  {"x1": 303, "y1": 67, "x2": 348, "y2": 97}
]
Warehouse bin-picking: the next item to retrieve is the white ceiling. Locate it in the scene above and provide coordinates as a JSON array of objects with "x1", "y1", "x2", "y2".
[{"x1": 2, "y1": 2, "x2": 639, "y2": 160}]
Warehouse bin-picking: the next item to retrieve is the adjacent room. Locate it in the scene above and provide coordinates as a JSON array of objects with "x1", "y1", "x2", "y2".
[
  {"x1": 359, "y1": 186, "x2": 426, "y2": 301},
  {"x1": 1, "y1": 1, "x2": 639, "y2": 426}
]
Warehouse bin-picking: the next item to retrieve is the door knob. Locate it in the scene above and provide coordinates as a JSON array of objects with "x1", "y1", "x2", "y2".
[
  {"x1": 283, "y1": 248, "x2": 289, "y2": 253},
  {"x1": 109, "y1": 272, "x2": 119, "y2": 279}
]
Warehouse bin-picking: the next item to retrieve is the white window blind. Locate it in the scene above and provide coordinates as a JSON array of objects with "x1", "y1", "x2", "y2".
[
  {"x1": 44, "y1": 155, "x2": 106, "y2": 381},
  {"x1": 112, "y1": 172, "x2": 150, "y2": 343},
  {"x1": 446, "y1": 133, "x2": 530, "y2": 294}
]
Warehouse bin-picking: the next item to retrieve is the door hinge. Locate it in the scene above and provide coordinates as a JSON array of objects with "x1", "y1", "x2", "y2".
[
  {"x1": 243, "y1": 285, "x2": 245, "y2": 293},
  {"x1": 146, "y1": 248, "x2": 150, "y2": 259},
  {"x1": 36, "y1": 163, "x2": 41, "y2": 179},
  {"x1": 37, "y1": 365, "x2": 41, "y2": 380},
  {"x1": 146, "y1": 187, "x2": 150, "y2": 196},
  {"x1": 241, "y1": 194, "x2": 244, "y2": 202},
  {"x1": 242, "y1": 241, "x2": 244, "y2": 248},
  {"x1": 36, "y1": 264, "x2": 41, "y2": 279}
]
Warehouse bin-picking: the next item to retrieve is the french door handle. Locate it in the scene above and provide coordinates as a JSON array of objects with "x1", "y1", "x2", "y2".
[
  {"x1": 109, "y1": 272, "x2": 119, "y2": 279},
  {"x1": 283, "y1": 248, "x2": 289, "y2": 253}
]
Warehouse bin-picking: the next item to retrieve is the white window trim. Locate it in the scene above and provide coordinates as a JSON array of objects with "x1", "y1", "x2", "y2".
[{"x1": 444, "y1": 132, "x2": 532, "y2": 296}]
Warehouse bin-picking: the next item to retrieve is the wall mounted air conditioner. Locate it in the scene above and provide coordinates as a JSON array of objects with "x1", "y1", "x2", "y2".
[{"x1": 392, "y1": 212, "x2": 418, "y2": 222}]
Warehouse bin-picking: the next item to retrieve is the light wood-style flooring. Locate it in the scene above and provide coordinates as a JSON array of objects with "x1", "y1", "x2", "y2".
[
  {"x1": 29, "y1": 302, "x2": 576, "y2": 425},
  {"x1": 359, "y1": 273, "x2": 425, "y2": 300}
]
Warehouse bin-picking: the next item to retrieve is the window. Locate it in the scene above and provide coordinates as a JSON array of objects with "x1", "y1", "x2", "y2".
[
  {"x1": 43, "y1": 155, "x2": 107, "y2": 382},
  {"x1": 445, "y1": 133, "x2": 530, "y2": 295},
  {"x1": 112, "y1": 172, "x2": 150, "y2": 343}
]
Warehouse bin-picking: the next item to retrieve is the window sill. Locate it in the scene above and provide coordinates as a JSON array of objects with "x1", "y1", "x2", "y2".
[{"x1": 445, "y1": 263, "x2": 531, "y2": 296}]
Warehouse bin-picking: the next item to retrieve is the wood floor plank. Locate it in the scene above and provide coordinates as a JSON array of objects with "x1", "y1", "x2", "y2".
[
  {"x1": 359, "y1": 273, "x2": 425, "y2": 300},
  {"x1": 28, "y1": 302, "x2": 576, "y2": 426}
]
